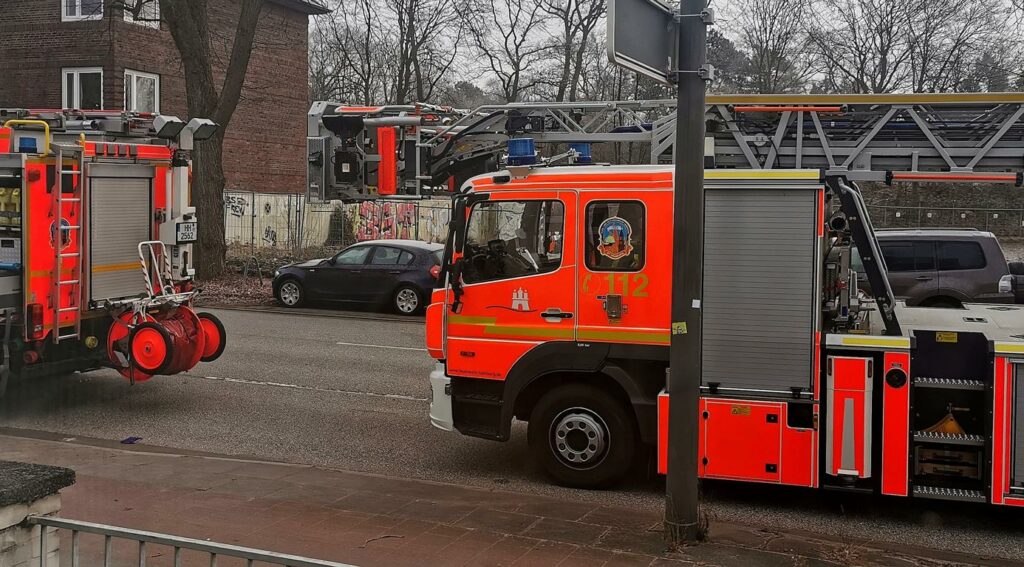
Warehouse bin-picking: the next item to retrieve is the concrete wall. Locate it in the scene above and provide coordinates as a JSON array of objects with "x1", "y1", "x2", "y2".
[{"x1": 0, "y1": 494, "x2": 60, "y2": 567}]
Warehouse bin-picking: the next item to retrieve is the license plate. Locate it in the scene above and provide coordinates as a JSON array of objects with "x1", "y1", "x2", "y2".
[{"x1": 176, "y1": 222, "x2": 197, "y2": 243}]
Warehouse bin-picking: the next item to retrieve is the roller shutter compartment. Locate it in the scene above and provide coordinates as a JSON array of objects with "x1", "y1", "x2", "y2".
[
  {"x1": 89, "y1": 176, "x2": 152, "y2": 302},
  {"x1": 702, "y1": 187, "x2": 818, "y2": 394}
]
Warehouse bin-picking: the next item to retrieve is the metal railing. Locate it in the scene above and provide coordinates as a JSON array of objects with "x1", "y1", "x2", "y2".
[{"x1": 28, "y1": 516, "x2": 358, "y2": 567}]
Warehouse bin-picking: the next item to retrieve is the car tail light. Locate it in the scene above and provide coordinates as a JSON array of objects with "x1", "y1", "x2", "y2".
[
  {"x1": 429, "y1": 265, "x2": 441, "y2": 280},
  {"x1": 999, "y1": 274, "x2": 1014, "y2": 294},
  {"x1": 27, "y1": 302, "x2": 43, "y2": 340}
]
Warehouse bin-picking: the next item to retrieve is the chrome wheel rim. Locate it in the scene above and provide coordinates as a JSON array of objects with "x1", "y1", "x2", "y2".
[
  {"x1": 551, "y1": 408, "x2": 609, "y2": 470},
  {"x1": 279, "y1": 282, "x2": 300, "y2": 306},
  {"x1": 396, "y1": 288, "x2": 419, "y2": 313}
]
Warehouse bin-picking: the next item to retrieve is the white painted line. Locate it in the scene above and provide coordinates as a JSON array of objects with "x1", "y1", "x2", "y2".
[
  {"x1": 335, "y1": 341, "x2": 427, "y2": 352},
  {"x1": 195, "y1": 375, "x2": 427, "y2": 402}
]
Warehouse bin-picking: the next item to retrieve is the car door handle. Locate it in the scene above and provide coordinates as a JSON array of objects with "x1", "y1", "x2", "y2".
[
  {"x1": 388, "y1": 270, "x2": 403, "y2": 274},
  {"x1": 540, "y1": 309, "x2": 573, "y2": 319},
  {"x1": 915, "y1": 276, "x2": 933, "y2": 281}
]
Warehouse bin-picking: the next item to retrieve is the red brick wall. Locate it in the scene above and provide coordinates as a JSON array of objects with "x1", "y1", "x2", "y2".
[{"x1": 0, "y1": 0, "x2": 310, "y2": 194}]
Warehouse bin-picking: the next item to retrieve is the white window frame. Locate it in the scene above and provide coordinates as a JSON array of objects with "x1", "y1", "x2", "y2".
[
  {"x1": 62, "y1": 67, "x2": 105, "y2": 110},
  {"x1": 62, "y1": 0, "x2": 104, "y2": 22},
  {"x1": 123, "y1": 0, "x2": 160, "y2": 29},
  {"x1": 124, "y1": 69, "x2": 160, "y2": 114}
]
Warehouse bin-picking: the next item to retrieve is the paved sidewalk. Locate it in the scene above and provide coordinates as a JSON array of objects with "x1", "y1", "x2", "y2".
[{"x1": 0, "y1": 432, "x2": 1012, "y2": 566}]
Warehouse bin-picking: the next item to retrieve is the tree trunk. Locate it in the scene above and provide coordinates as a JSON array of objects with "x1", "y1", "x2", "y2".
[{"x1": 194, "y1": 131, "x2": 228, "y2": 279}]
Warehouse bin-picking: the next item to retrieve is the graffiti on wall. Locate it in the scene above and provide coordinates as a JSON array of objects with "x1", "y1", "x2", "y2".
[
  {"x1": 354, "y1": 202, "x2": 418, "y2": 241},
  {"x1": 225, "y1": 194, "x2": 249, "y2": 217}
]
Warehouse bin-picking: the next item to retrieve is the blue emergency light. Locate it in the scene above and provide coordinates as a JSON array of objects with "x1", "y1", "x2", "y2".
[
  {"x1": 17, "y1": 138, "x2": 37, "y2": 154},
  {"x1": 507, "y1": 138, "x2": 537, "y2": 166},
  {"x1": 570, "y1": 143, "x2": 592, "y2": 163}
]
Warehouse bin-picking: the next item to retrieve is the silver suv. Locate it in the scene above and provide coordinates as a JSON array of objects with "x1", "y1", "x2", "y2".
[{"x1": 865, "y1": 229, "x2": 1022, "y2": 307}]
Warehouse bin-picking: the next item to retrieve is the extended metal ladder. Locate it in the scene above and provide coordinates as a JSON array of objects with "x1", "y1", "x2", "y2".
[{"x1": 52, "y1": 144, "x2": 84, "y2": 343}]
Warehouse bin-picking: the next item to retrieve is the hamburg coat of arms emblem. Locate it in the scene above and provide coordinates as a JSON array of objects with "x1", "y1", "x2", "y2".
[{"x1": 596, "y1": 216, "x2": 633, "y2": 260}]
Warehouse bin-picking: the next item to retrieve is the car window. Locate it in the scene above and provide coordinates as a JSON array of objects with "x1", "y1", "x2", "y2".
[
  {"x1": 432, "y1": 250, "x2": 443, "y2": 264},
  {"x1": 585, "y1": 201, "x2": 645, "y2": 272},
  {"x1": 399, "y1": 250, "x2": 415, "y2": 265},
  {"x1": 880, "y1": 241, "x2": 935, "y2": 272},
  {"x1": 334, "y1": 246, "x2": 370, "y2": 265},
  {"x1": 463, "y1": 200, "x2": 564, "y2": 284},
  {"x1": 370, "y1": 246, "x2": 403, "y2": 265},
  {"x1": 938, "y1": 241, "x2": 986, "y2": 270}
]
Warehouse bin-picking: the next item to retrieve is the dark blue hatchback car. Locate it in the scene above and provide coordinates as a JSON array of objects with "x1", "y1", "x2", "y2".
[{"x1": 272, "y1": 240, "x2": 443, "y2": 315}]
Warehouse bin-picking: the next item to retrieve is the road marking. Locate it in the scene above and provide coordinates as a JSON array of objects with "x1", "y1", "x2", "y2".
[
  {"x1": 335, "y1": 341, "x2": 427, "y2": 352},
  {"x1": 195, "y1": 375, "x2": 427, "y2": 402}
]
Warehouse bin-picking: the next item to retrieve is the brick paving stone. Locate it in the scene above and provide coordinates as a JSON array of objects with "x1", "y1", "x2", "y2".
[
  {"x1": 649, "y1": 556, "x2": 696, "y2": 567},
  {"x1": 264, "y1": 482, "x2": 354, "y2": 506},
  {"x1": 706, "y1": 523, "x2": 773, "y2": 549},
  {"x1": 579, "y1": 506, "x2": 662, "y2": 532},
  {"x1": 393, "y1": 498, "x2": 480, "y2": 524},
  {"x1": 511, "y1": 500, "x2": 597, "y2": 522},
  {"x1": 595, "y1": 526, "x2": 668, "y2": 556},
  {"x1": 465, "y1": 535, "x2": 542, "y2": 567},
  {"x1": 435, "y1": 528, "x2": 508, "y2": 565},
  {"x1": 510, "y1": 540, "x2": 579, "y2": 566},
  {"x1": 335, "y1": 490, "x2": 417, "y2": 515},
  {"x1": 556, "y1": 546, "x2": 614, "y2": 567},
  {"x1": 457, "y1": 508, "x2": 543, "y2": 535},
  {"x1": 681, "y1": 543, "x2": 800, "y2": 567},
  {"x1": 521, "y1": 517, "x2": 609, "y2": 546}
]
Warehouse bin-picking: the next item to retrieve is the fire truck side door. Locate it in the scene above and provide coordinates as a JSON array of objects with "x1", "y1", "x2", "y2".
[
  {"x1": 445, "y1": 192, "x2": 576, "y2": 380},
  {"x1": 576, "y1": 190, "x2": 671, "y2": 347}
]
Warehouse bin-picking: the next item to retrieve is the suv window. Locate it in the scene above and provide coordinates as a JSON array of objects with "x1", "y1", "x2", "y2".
[
  {"x1": 585, "y1": 201, "x2": 646, "y2": 271},
  {"x1": 880, "y1": 241, "x2": 935, "y2": 272},
  {"x1": 938, "y1": 241, "x2": 986, "y2": 270},
  {"x1": 463, "y1": 200, "x2": 564, "y2": 284}
]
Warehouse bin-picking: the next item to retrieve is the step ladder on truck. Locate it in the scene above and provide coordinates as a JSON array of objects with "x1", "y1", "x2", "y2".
[
  {"x1": 0, "y1": 109, "x2": 227, "y2": 395},
  {"x1": 417, "y1": 96, "x2": 1024, "y2": 508}
]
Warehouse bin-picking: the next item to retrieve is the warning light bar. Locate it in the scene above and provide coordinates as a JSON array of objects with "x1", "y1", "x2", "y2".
[
  {"x1": 733, "y1": 105, "x2": 844, "y2": 113},
  {"x1": 884, "y1": 171, "x2": 1024, "y2": 186}
]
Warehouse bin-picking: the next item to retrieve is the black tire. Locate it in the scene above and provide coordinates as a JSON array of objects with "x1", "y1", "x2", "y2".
[
  {"x1": 276, "y1": 278, "x2": 305, "y2": 308},
  {"x1": 1009, "y1": 261, "x2": 1024, "y2": 276},
  {"x1": 393, "y1": 285, "x2": 423, "y2": 315},
  {"x1": 922, "y1": 297, "x2": 962, "y2": 309},
  {"x1": 527, "y1": 383, "x2": 637, "y2": 489},
  {"x1": 196, "y1": 312, "x2": 227, "y2": 362},
  {"x1": 128, "y1": 322, "x2": 173, "y2": 375}
]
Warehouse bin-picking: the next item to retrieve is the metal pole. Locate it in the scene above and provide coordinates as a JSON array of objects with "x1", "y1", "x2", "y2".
[{"x1": 666, "y1": 0, "x2": 707, "y2": 546}]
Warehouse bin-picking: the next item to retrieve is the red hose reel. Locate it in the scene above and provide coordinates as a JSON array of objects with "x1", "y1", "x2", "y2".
[{"x1": 107, "y1": 306, "x2": 226, "y2": 382}]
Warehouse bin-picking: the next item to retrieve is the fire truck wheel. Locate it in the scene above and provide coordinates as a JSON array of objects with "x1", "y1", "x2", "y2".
[
  {"x1": 393, "y1": 285, "x2": 423, "y2": 315},
  {"x1": 276, "y1": 279, "x2": 305, "y2": 307},
  {"x1": 129, "y1": 322, "x2": 174, "y2": 375},
  {"x1": 528, "y1": 383, "x2": 637, "y2": 489},
  {"x1": 197, "y1": 312, "x2": 227, "y2": 362}
]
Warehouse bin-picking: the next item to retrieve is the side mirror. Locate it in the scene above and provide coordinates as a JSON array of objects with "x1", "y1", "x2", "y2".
[{"x1": 327, "y1": 256, "x2": 337, "y2": 266}]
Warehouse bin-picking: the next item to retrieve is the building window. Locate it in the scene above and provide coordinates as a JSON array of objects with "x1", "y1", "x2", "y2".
[
  {"x1": 62, "y1": 68, "x2": 104, "y2": 110},
  {"x1": 63, "y1": 0, "x2": 103, "y2": 21},
  {"x1": 124, "y1": 0, "x2": 160, "y2": 28},
  {"x1": 124, "y1": 70, "x2": 160, "y2": 113}
]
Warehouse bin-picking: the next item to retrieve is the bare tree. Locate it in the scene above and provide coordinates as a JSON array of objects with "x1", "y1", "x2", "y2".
[
  {"x1": 808, "y1": 0, "x2": 914, "y2": 93},
  {"x1": 388, "y1": 0, "x2": 463, "y2": 103},
  {"x1": 461, "y1": 0, "x2": 549, "y2": 102},
  {"x1": 904, "y1": 0, "x2": 1002, "y2": 93},
  {"x1": 539, "y1": 0, "x2": 606, "y2": 102},
  {"x1": 730, "y1": 0, "x2": 812, "y2": 93}
]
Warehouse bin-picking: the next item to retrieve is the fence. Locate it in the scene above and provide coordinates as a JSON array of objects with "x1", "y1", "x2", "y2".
[
  {"x1": 28, "y1": 516, "x2": 356, "y2": 567},
  {"x1": 866, "y1": 205, "x2": 1024, "y2": 237},
  {"x1": 224, "y1": 192, "x2": 452, "y2": 255}
]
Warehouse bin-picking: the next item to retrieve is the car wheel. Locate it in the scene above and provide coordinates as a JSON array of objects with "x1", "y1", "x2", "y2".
[
  {"x1": 923, "y1": 297, "x2": 962, "y2": 309},
  {"x1": 276, "y1": 279, "x2": 304, "y2": 307},
  {"x1": 528, "y1": 383, "x2": 637, "y2": 489},
  {"x1": 393, "y1": 285, "x2": 422, "y2": 315}
]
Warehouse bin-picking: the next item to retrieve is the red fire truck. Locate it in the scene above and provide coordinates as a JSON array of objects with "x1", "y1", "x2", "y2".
[
  {"x1": 0, "y1": 109, "x2": 226, "y2": 395},
  {"x1": 425, "y1": 148, "x2": 1024, "y2": 505}
]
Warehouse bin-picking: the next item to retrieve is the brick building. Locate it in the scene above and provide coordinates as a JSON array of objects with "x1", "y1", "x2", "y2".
[{"x1": 0, "y1": 0, "x2": 328, "y2": 194}]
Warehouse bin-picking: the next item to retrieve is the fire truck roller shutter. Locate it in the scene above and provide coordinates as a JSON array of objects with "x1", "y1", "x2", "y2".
[
  {"x1": 88, "y1": 165, "x2": 154, "y2": 302},
  {"x1": 702, "y1": 184, "x2": 819, "y2": 394}
]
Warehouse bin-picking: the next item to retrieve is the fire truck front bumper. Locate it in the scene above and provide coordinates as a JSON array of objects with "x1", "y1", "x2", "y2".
[{"x1": 429, "y1": 363, "x2": 454, "y2": 431}]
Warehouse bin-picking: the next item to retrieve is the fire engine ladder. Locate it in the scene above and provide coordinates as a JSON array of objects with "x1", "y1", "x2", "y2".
[
  {"x1": 417, "y1": 92, "x2": 1024, "y2": 185},
  {"x1": 52, "y1": 143, "x2": 84, "y2": 343}
]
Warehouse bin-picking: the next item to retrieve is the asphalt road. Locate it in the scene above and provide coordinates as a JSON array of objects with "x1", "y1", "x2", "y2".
[{"x1": 2, "y1": 307, "x2": 1023, "y2": 560}]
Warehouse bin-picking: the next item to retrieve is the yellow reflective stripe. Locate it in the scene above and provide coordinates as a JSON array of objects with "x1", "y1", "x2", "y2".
[
  {"x1": 578, "y1": 329, "x2": 670, "y2": 344},
  {"x1": 994, "y1": 343, "x2": 1024, "y2": 354},
  {"x1": 705, "y1": 169, "x2": 820, "y2": 180},
  {"x1": 840, "y1": 337, "x2": 911, "y2": 349},
  {"x1": 448, "y1": 314, "x2": 497, "y2": 326},
  {"x1": 707, "y1": 93, "x2": 1024, "y2": 105},
  {"x1": 483, "y1": 325, "x2": 575, "y2": 340},
  {"x1": 30, "y1": 268, "x2": 74, "y2": 278},
  {"x1": 92, "y1": 262, "x2": 140, "y2": 274}
]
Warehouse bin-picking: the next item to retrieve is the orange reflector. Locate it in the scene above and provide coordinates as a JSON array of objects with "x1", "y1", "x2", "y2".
[{"x1": 885, "y1": 171, "x2": 1023, "y2": 186}]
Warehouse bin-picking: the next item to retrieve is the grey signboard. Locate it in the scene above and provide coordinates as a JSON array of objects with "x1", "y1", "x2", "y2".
[{"x1": 607, "y1": 0, "x2": 676, "y2": 84}]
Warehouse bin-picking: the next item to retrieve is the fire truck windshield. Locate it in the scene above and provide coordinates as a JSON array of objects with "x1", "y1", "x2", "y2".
[{"x1": 462, "y1": 200, "x2": 564, "y2": 284}]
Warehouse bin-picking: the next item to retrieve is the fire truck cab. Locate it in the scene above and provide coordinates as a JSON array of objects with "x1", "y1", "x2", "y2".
[
  {"x1": 0, "y1": 109, "x2": 226, "y2": 394},
  {"x1": 426, "y1": 158, "x2": 1024, "y2": 506}
]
